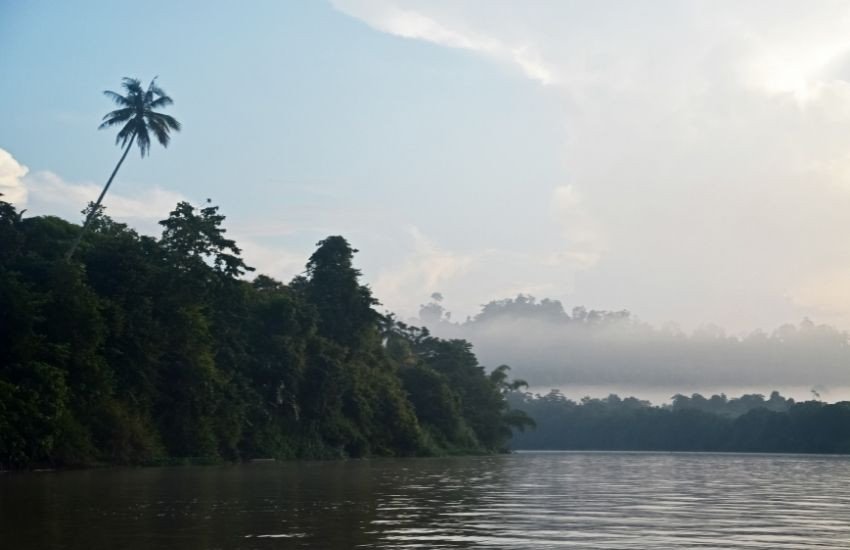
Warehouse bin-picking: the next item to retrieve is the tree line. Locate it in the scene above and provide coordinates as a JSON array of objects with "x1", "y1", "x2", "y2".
[
  {"x1": 508, "y1": 390, "x2": 850, "y2": 453},
  {"x1": 0, "y1": 198, "x2": 531, "y2": 468}
]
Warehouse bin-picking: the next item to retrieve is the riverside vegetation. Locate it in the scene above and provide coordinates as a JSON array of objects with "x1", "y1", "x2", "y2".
[
  {"x1": 509, "y1": 389, "x2": 850, "y2": 453},
  {"x1": 0, "y1": 198, "x2": 533, "y2": 468}
]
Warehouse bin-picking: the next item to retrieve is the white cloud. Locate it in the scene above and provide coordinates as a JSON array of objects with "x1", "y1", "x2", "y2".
[
  {"x1": 22, "y1": 170, "x2": 188, "y2": 234},
  {"x1": 234, "y1": 236, "x2": 308, "y2": 282},
  {"x1": 331, "y1": 0, "x2": 555, "y2": 84},
  {"x1": 373, "y1": 225, "x2": 475, "y2": 313},
  {"x1": 549, "y1": 184, "x2": 602, "y2": 269},
  {"x1": 10, "y1": 158, "x2": 308, "y2": 282},
  {"x1": 791, "y1": 268, "x2": 850, "y2": 320},
  {"x1": 15, "y1": 166, "x2": 306, "y2": 282},
  {"x1": 551, "y1": 184, "x2": 580, "y2": 211},
  {"x1": 334, "y1": 0, "x2": 850, "y2": 331},
  {"x1": 0, "y1": 148, "x2": 29, "y2": 206},
  {"x1": 370, "y1": 216, "x2": 604, "y2": 320}
]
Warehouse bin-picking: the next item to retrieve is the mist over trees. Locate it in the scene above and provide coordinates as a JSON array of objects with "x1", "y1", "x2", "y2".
[
  {"x1": 0, "y1": 198, "x2": 530, "y2": 468},
  {"x1": 416, "y1": 294, "x2": 850, "y2": 395}
]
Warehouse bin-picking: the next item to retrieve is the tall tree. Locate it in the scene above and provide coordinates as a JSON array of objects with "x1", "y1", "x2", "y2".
[
  {"x1": 298, "y1": 236, "x2": 379, "y2": 347},
  {"x1": 65, "y1": 77, "x2": 181, "y2": 259}
]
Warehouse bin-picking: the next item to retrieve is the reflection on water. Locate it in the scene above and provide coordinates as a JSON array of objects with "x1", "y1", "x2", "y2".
[{"x1": 2, "y1": 452, "x2": 850, "y2": 549}]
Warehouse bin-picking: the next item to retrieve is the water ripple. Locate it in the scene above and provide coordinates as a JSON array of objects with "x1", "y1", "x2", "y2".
[{"x1": 2, "y1": 452, "x2": 850, "y2": 549}]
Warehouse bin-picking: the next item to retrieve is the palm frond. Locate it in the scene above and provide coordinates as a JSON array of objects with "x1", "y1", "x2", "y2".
[
  {"x1": 147, "y1": 76, "x2": 166, "y2": 98},
  {"x1": 121, "y1": 77, "x2": 143, "y2": 95},
  {"x1": 98, "y1": 108, "x2": 134, "y2": 129},
  {"x1": 148, "y1": 117, "x2": 171, "y2": 147},
  {"x1": 148, "y1": 112, "x2": 181, "y2": 131},
  {"x1": 103, "y1": 90, "x2": 131, "y2": 106},
  {"x1": 135, "y1": 125, "x2": 151, "y2": 157},
  {"x1": 115, "y1": 119, "x2": 137, "y2": 147},
  {"x1": 144, "y1": 77, "x2": 160, "y2": 106},
  {"x1": 149, "y1": 95, "x2": 174, "y2": 109},
  {"x1": 99, "y1": 117, "x2": 128, "y2": 130}
]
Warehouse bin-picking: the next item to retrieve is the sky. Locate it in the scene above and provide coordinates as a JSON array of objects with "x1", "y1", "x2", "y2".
[{"x1": 5, "y1": 0, "x2": 850, "y2": 335}]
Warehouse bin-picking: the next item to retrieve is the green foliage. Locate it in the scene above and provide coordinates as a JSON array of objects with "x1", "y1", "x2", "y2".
[
  {"x1": 387, "y1": 324, "x2": 533, "y2": 453},
  {"x1": 509, "y1": 390, "x2": 850, "y2": 453},
  {"x1": 298, "y1": 236, "x2": 378, "y2": 347},
  {"x1": 0, "y1": 199, "x2": 524, "y2": 468}
]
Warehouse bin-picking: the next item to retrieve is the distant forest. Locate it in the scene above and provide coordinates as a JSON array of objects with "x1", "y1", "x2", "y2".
[
  {"x1": 509, "y1": 390, "x2": 850, "y2": 454},
  {"x1": 0, "y1": 198, "x2": 532, "y2": 469}
]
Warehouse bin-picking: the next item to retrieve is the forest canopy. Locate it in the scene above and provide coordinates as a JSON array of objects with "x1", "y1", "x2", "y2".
[
  {"x1": 0, "y1": 198, "x2": 531, "y2": 468},
  {"x1": 509, "y1": 389, "x2": 850, "y2": 453}
]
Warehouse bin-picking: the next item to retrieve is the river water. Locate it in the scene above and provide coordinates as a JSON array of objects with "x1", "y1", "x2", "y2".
[{"x1": 2, "y1": 451, "x2": 850, "y2": 549}]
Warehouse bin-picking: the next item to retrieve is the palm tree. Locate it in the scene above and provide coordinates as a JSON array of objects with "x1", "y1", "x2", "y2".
[{"x1": 65, "y1": 77, "x2": 181, "y2": 259}]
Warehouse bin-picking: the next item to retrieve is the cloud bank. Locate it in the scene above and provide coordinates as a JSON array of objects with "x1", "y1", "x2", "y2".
[
  {"x1": 23, "y1": 170, "x2": 187, "y2": 223},
  {"x1": 1, "y1": 147, "x2": 310, "y2": 284},
  {"x1": 0, "y1": 148, "x2": 29, "y2": 205},
  {"x1": 419, "y1": 295, "x2": 850, "y2": 403},
  {"x1": 334, "y1": 1, "x2": 850, "y2": 332},
  {"x1": 0, "y1": 147, "x2": 188, "y2": 235}
]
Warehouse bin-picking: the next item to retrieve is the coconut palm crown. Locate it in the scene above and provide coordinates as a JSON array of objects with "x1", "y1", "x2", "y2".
[{"x1": 100, "y1": 77, "x2": 181, "y2": 157}]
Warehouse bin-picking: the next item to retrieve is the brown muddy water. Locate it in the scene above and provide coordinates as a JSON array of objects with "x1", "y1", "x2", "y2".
[{"x1": 2, "y1": 451, "x2": 850, "y2": 549}]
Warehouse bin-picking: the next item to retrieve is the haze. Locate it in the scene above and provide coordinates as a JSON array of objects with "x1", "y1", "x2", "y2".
[
  {"x1": 4, "y1": 1, "x2": 850, "y2": 382},
  {"x1": 416, "y1": 295, "x2": 850, "y2": 403}
]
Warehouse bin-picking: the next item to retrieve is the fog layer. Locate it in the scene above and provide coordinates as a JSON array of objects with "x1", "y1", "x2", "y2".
[{"x1": 415, "y1": 295, "x2": 850, "y2": 401}]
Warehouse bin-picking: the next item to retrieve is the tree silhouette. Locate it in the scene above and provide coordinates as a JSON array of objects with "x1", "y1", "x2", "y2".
[{"x1": 65, "y1": 77, "x2": 180, "y2": 259}]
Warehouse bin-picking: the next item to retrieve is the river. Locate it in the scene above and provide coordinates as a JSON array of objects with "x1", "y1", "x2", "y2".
[{"x1": 2, "y1": 451, "x2": 850, "y2": 549}]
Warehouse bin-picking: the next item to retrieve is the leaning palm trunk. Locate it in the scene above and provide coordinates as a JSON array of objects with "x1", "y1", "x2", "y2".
[
  {"x1": 64, "y1": 76, "x2": 179, "y2": 260},
  {"x1": 65, "y1": 134, "x2": 136, "y2": 260}
]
